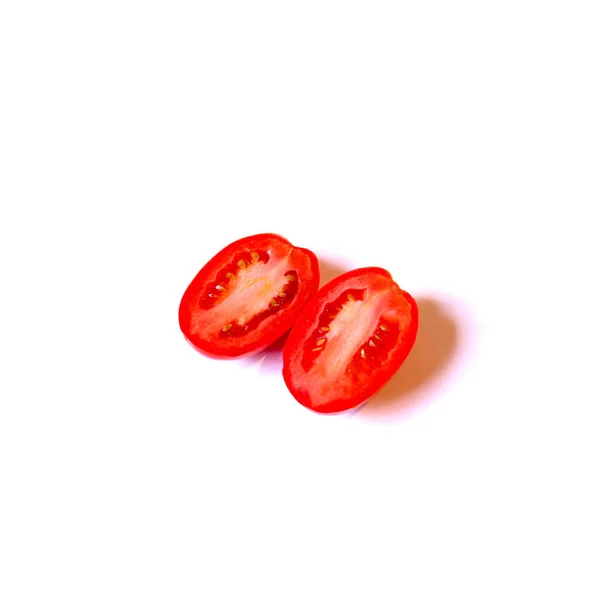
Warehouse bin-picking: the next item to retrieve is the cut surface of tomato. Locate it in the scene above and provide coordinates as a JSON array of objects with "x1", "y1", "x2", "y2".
[
  {"x1": 282, "y1": 267, "x2": 418, "y2": 413},
  {"x1": 179, "y1": 233, "x2": 319, "y2": 358}
]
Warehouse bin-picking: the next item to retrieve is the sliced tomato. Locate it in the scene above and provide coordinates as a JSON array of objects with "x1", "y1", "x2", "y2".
[
  {"x1": 179, "y1": 233, "x2": 319, "y2": 358},
  {"x1": 282, "y1": 267, "x2": 418, "y2": 413}
]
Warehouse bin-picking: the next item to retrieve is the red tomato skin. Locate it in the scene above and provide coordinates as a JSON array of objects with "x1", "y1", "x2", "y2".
[
  {"x1": 282, "y1": 267, "x2": 418, "y2": 413},
  {"x1": 179, "y1": 233, "x2": 320, "y2": 358}
]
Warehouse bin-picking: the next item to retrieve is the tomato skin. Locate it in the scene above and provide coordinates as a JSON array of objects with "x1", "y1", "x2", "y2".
[
  {"x1": 179, "y1": 233, "x2": 320, "y2": 358},
  {"x1": 282, "y1": 267, "x2": 418, "y2": 413}
]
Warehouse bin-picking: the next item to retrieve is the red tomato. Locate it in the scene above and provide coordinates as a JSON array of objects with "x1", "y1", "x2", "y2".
[
  {"x1": 179, "y1": 233, "x2": 320, "y2": 358},
  {"x1": 282, "y1": 267, "x2": 418, "y2": 413}
]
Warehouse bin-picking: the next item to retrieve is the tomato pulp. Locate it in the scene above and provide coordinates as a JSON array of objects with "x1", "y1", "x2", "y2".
[
  {"x1": 282, "y1": 268, "x2": 418, "y2": 413},
  {"x1": 179, "y1": 233, "x2": 320, "y2": 358}
]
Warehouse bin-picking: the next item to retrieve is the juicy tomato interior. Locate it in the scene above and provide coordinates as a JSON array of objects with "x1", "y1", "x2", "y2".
[
  {"x1": 179, "y1": 233, "x2": 319, "y2": 358},
  {"x1": 282, "y1": 267, "x2": 418, "y2": 413}
]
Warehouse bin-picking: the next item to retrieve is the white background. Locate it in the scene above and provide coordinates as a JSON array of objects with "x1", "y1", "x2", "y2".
[{"x1": 1, "y1": 1, "x2": 599, "y2": 598}]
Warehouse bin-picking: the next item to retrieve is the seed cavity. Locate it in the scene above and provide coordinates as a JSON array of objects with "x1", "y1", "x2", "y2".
[
  {"x1": 347, "y1": 318, "x2": 401, "y2": 378},
  {"x1": 217, "y1": 269, "x2": 299, "y2": 337},
  {"x1": 301, "y1": 288, "x2": 366, "y2": 371},
  {"x1": 199, "y1": 250, "x2": 272, "y2": 310}
]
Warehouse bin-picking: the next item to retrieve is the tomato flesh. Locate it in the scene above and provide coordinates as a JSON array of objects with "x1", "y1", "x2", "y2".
[
  {"x1": 179, "y1": 234, "x2": 319, "y2": 358},
  {"x1": 282, "y1": 268, "x2": 418, "y2": 413}
]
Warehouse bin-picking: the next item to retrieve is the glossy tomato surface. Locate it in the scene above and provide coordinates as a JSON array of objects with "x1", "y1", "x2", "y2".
[
  {"x1": 282, "y1": 267, "x2": 418, "y2": 413},
  {"x1": 179, "y1": 233, "x2": 319, "y2": 358}
]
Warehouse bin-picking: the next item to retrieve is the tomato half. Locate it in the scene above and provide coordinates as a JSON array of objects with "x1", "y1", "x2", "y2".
[
  {"x1": 282, "y1": 268, "x2": 418, "y2": 413},
  {"x1": 179, "y1": 233, "x2": 319, "y2": 358}
]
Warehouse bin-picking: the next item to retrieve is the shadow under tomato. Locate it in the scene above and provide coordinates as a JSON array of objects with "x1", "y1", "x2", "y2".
[
  {"x1": 354, "y1": 296, "x2": 462, "y2": 424},
  {"x1": 250, "y1": 331, "x2": 288, "y2": 374},
  {"x1": 318, "y1": 256, "x2": 353, "y2": 287}
]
